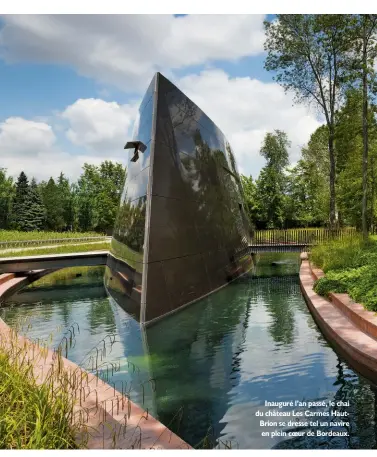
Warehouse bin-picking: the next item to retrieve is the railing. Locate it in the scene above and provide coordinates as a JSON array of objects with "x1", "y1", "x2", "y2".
[
  {"x1": 251, "y1": 228, "x2": 357, "y2": 246},
  {"x1": 0, "y1": 236, "x2": 111, "y2": 250}
]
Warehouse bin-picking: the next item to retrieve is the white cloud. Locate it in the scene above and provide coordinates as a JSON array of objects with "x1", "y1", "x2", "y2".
[
  {"x1": 0, "y1": 100, "x2": 135, "y2": 181},
  {"x1": 61, "y1": 98, "x2": 137, "y2": 154},
  {"x1": 176, "y1": 70, "x2": 322, "y2": 178},
  {"x1": 1, "y1": 71, "x2": 322, "y2": 182},
  {"x1": 0, "y1": 117, "x2": 56, "y2": 157},
  {"x1": 0, "y1": 15, "x2": 265, "y2": 91},
  {"x1": 1, "y1": 150, "x2": 122, "y2": 182}
]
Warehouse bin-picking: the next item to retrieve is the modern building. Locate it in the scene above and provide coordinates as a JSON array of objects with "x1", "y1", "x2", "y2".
[{"x1": 105, "y1": 72, "x2": 252, "y2": 325}]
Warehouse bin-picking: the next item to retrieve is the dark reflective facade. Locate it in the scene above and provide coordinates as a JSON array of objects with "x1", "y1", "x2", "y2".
[{"x1": 106, "y1": 72, "x2": 252, "y2": 324}]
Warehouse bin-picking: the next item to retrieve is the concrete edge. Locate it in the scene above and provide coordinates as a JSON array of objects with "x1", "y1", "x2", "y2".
[
  {"x1": 0, "y1": 274, "x2": 192, "y2": 450},
  {"x1": 299, "y1": 260, "x2": 377, "y2": 384},
  {"x1": 309, "y1": 262, "x2": 377, "y2": 342}
]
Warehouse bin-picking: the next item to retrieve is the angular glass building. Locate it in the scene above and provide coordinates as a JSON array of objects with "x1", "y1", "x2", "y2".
[{"x1": 105, "y1": 72, "x2": 252, "y2": 325}]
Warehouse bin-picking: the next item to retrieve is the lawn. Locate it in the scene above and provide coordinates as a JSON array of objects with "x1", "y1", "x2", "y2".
[
  {"x1": 311, "y1": 235, "x2": 377, "y2": 312},
  {"x1": 28, "y1": 266, "x2": 105, "y2": 288},
  {"x1": 0, "y1": 230, "x2": 105, "y2": 242},
  {"x1": 0, "y1": 241, "x2": 110, "y2": 258},
  {"x1": 110, "y1": 237, "x2": 143, "y2": 271}
]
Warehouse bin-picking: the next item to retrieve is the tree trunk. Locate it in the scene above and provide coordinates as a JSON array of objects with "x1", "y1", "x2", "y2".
[
  {"x1": 328, "y1": 132, "x2": 337, "y2": 230},
  {"x1": 362, "y1": 19, "x2": 369, "y2": 240},
  {"x1": 371, "y1": 154, "x2": 375, "y2": 234}
]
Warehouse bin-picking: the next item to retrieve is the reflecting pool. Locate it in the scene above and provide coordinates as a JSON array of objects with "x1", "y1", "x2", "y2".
[{"x1": 1, "y1": 257, "x2": 377, "y2": 449}]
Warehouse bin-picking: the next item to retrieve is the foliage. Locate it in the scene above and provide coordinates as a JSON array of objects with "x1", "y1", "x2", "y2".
[
  {"x1": 0, "y1": 162, "x2": 125, "y2": 235},
  {"x1": 264, "y1": 15, "x2": 355, "y2": 228},
  {"x1": 335, "y1": 88, "x2": 377, "y2": 229},
  {"x1": 0, "y1": 241, "x2": 110, "y2": 258},
  {"x1": 314, "y1": 265, "x2": 377, "y2": 311},
  {"x1": 0, "y1": 169, "x2": 14, "y2": 229},
  {"x1": 310, "y1": 234, "x2": 377, "y2": 272},
  {"x1": 0, "y1": 230, "x2": 104, "y2": 242},
  {"x1": 40, "y1": 177, "x2": 66, "y2": 231},
  {"x1": 240, "y1": 175, "x2": 259, "y2": 225},
  {"x1": 312, "y1": 235, "x2": 377, "y2": 311},
  {"x1": 77, "y1": 162, "x2": 126, "y2": 234},
  {"x1": 285, "y1": 126, "x2": 330, "y2": 227},
  {"x1": 255, "y1": 130, "x2": 290, "y2": 228},
  {"x1": 11, "y1": 171, "x2": 30, "y2": 231},
  {"x1": 28, "y1": 266, "x2": 105, "y2": 288},
  {"x1": 21, "y1": 179, "x2": 46, "y2": 232},
  {"x1": 0, "y1": 348, "x2": 77, "y2": 449},
  {"x1": 313, "y1": 277, "x2": 349, "y2": 296}
]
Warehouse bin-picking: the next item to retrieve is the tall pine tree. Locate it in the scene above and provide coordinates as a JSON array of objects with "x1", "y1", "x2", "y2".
[
  {"x1": 20, "y1": 179, "x2": 46, "y2": 231},
  {"x1": 11, "y1": 171, "x2": 29, "y2": 230}
]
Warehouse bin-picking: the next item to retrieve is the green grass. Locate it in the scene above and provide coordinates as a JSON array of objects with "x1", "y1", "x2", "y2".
[
  {"x1": 110, "y1": 238, "x2": 143, "y2": 271},
  {"x1": 312, "y1": 235, "x2": 377, "y2": 312},
  {"x1": 28, "y1": 266, "x2": 105, "y2": 288},
  {"x1": 0, "y1": 230, "x2": 105, "y2": 241},
  {"x1": 0, "y1": 340, "x2": 78, "y2": 449},
  {"x1": 0, "y1": 241, "x2": 110, "y2": 258}
]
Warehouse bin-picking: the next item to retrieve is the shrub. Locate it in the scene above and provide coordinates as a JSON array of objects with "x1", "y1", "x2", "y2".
[
  {"x1": 0, "y1": 348, "x2": 78, "y2": 449},
  {"x1": 313, "y1": 277, "x2": 348, "y2": 297},
  {"x1": 310, "y1": 235, "x2": 376, "y2": 272},
  {"x1": 313, "y1": 264, "x2": 377, "y2": 312}
]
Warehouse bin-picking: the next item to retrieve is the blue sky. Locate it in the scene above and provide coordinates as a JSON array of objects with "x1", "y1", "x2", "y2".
[{"x1": 0, "y1": 14, "x2": 320, "y2": 182}]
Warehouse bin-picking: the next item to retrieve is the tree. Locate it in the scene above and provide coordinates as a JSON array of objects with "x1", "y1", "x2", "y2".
[
  {"x1": 335, "y1": 88, "x2": 377, "y2": 229},
  {"x1": 255, "y1": 130, "x2": 290, "y2": 228},
  {"x1": 76, "y1": 161, "x2": 126, "y2": 233},
  {"x1": 57, "y1": 172, "x2": 75, "y2": 231},
  {"x1": 41, "y1": 177, "x2": 65, "y2": 231},
  {"x1": 20, "y1": 178, "x2": 46, "y2": 231},
  {"x1": 11, "y1": 171, "x2": 29, "y2": 230},
  {"x1": 240, "y1": 175, "x2": 259, "y2": 225},
  {"x1": 0, "y1": 169, "x2": 14, "y2": 229},
  {"x1": 264, "y1": 14, "x2": 353, "y2": 229},
  {"x1": 346, "y1": 15, "x2": 377, "y2": 238},
  {"x1": 287, "y1": 125, "x2": 330, "y2": 227},
  {"x1": 76, "y1": 164, "x2": 100, "y2": 232},
  {"x1": 96, "y1": 161, "x2": 126, "y2": 234}
]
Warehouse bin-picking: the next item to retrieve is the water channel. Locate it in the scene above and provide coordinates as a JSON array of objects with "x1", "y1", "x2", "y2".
[{"x1": 1, "y1": 254, "x2": 377, "y2": 449}]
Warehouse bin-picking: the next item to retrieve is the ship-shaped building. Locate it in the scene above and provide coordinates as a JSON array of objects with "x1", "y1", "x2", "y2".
[{"x1": 105, "y1": 73, "x2": 252, "y2": 325}]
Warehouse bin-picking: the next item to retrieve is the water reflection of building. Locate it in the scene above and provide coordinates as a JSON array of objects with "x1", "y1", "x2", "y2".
[
  {"x1": 105, "y1": 72, "x2": 252, "y2": 325},
  {"x1": 111, "y1": 281, "x2": 252, "y2": 447}
]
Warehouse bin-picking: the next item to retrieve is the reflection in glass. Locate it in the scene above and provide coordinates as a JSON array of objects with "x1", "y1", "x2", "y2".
[{"x1": 107, "y1": 72, "x2": 252, "y2": 323}]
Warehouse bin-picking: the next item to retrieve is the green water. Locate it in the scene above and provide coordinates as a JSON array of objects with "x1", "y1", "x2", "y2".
[{"x1": 1, "y1": 255, "x2": 377, "y2": 449}]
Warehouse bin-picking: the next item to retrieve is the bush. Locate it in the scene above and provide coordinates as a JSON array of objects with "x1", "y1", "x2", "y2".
[
  {"x1": 310, "y1": 235, "x2": 377, "y2": 272},
  {"x1": 313, "y1": 277, "x2": 348, "y2": 297},
  {"x1": 313, "y1": 264, "x2": 377, "y2": 312}
]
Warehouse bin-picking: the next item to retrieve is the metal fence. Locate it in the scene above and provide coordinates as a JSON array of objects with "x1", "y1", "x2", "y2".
[{"x1": 251, "y1": 228, "x2": 357, "y2": 246}]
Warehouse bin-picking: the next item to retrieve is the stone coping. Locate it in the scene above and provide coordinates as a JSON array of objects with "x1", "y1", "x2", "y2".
[
  {"x1": 310, "y1": 263, "x2": 377, "y2": 342},
  {"x1": 300, "y1": 260, "x2": 377, "y2": 384},
  {"x1": 0, "y1": 274, "x2": 191, "y2": 450}
]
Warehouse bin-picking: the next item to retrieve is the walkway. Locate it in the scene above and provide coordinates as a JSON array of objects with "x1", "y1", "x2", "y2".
[{"x1": 300, "y1": 259, "x2": 377, "y2": 383}]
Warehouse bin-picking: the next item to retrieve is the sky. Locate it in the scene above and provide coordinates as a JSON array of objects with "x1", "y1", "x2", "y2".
[{"x1": 0, "y1": 14, "x2": 322, "y2": 183}]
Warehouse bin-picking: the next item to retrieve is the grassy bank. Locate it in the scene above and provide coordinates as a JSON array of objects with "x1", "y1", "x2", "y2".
[
  {"x1": 0, "y1": 230, "x2": 104, "y2": 242},
  {"x1": 28, "y1": 266, "x2": 105, "y2": 288},
  {"x1": 311, "y1": 235, "x2": 377, "y2": 311},
  {"x1": 0, "y1": 333, "x2": 78, "y2": 449},
  {"x1": 0, "y1": 242, "x2": 110, "y2": 258}
]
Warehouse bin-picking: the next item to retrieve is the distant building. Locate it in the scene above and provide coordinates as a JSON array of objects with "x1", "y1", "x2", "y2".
[{"x1": 105, "y1": 72, "x2": 252, "y2": 325}]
